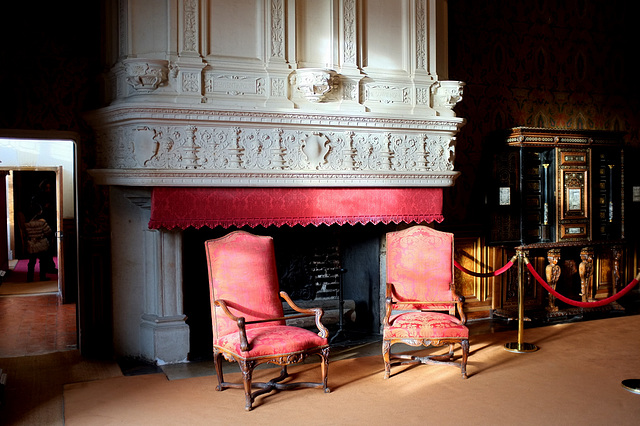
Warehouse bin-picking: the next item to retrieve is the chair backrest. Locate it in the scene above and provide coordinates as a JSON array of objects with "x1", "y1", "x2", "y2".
[
  {"x1": 386, "y1": 226, "x2": 455, "y2": 309},
  {"x1": 205, "y1": 231, "x2": 285, "y2": 340}
]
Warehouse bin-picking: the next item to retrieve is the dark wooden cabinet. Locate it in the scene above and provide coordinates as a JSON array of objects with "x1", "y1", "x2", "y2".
[
  {"x1": 488, "y1": 127, "x2": 629, "y2": 319},
  {"x1": 490, "y1": 127, "x2": 625, "y2": 245}
]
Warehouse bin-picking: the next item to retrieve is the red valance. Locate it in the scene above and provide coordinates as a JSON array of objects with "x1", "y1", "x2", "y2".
[{"x1": 148, "y1": 187, "x2": 443, "y2": 230}]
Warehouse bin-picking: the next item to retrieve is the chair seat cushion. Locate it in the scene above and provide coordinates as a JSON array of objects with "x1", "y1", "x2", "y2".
[
  {"x1": 384, "y1": 311, "x2": 469, "y2": 340},
  {"x1": 215, "y1": 325, "x2": 328, "y2": 359}
]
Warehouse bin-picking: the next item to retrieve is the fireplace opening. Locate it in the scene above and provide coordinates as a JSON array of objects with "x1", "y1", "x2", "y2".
[{"x1": 182, "y1": 223, "x2": 395, "y2": 361}]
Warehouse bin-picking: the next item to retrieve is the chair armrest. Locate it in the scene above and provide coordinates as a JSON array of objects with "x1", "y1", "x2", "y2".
[
  {"x1": 383, "y1": 283, "x2": 394, "y2": 326},
  {"x1": 280, "y1": 291, "x2": 329, "y2": 339},
  {"x1": 453, "y1": 293, "x2": 467, "y2": 325},
  {"x1": 386, "y1": 283, "x2": 467, "y2": 324},
  {"x1": 214, "y1": 299, "x2": 250, "y2": 351}
]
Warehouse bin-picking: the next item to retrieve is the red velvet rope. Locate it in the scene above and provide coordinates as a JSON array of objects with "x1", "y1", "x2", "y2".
[
  {"x1": 525, "y1": 259, "x2": 640, "y2": 308},
  {"x1": 454, "y1": 256, "x2": 517, "y2": 278}
]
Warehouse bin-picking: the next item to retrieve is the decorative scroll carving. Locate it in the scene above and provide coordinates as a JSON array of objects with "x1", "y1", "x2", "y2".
[
  {"x1": 415, "y1": 0, "x2": 427, "y2": 70},
  {"x1": 271, "y1": 78, "x2": 286, "y2": 97},
  {"x1": 182, "y1": 0, "x2": 198, "y2": 53},
  {"x1": 342, "y1": 0, "x2": 357, "y2": 65},
  {"x1": 270, "y1": 0, "x2": 285, "y2": 59},
  {"x1": 181, "y1": 72, "x2": 200, "y2": 93},
  {"x1": 88, "y1": 107, "x2": 464, "y2": 187},
  {"x1": 96, "y1": 123, "x2": 459, "y2": 173}
]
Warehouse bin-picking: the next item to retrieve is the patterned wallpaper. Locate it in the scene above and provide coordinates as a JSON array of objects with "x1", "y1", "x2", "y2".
[{"x1": 445, "y1": 0, "x2": 640, "y2": 225}]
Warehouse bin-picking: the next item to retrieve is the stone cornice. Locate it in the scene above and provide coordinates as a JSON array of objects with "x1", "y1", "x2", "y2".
[
  {"x1": 90, "y1": 169, "x2": 460, "y2": 187},
  {"x1": 85, "y1": 104, "x2": 466, "y2": 132}
]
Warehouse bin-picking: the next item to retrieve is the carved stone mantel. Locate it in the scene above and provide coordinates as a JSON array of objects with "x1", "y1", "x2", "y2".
[
  {"x1": 94, "y1": 0, "x2": 466, "y2": 365},
  {"x1": 87, "y1": 104, "x2": 464, "y2": 188}
]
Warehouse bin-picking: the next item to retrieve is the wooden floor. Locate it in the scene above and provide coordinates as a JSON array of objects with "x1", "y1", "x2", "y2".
[
  {"x1": 0, "y1": 285, "x2": 637, "y2": 364},
  {"x1": 0, "y1": 294, "x2": 76, "y2": 357}
]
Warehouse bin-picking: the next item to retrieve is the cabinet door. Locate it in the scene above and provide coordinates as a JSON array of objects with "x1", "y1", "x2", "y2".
[{"x1": 556, "y1": 148, "x2": 590, "y2": 241}]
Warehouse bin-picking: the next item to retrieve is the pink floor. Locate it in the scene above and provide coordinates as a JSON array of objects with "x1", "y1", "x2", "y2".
[{"x1": 8, "y1": 257, "x2": 59, "y2": 283}]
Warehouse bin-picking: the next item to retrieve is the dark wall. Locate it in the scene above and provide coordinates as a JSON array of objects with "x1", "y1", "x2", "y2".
[
  {"x1": 1, "y1": 1, "x2": 112, "y2": 357},
  {"x1": 446, "y1": 0, "x2": 640, "y2": 228}
]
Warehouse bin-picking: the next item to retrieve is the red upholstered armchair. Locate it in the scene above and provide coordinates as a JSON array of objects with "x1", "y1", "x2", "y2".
[
  {"x1": 383, "y1": 225, "x2": 469, "y2": 379},
  {"x1": 205, "y1": 230, "x2": 330, "y2": 411}
]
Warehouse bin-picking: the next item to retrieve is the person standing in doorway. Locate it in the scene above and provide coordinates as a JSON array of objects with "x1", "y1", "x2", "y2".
[
  {"x1": 33, "y1": 178, "x2": 57, "y2": 274},
  {"x1": 24, "y1": 202, "x2": 53, "y2": 282}
]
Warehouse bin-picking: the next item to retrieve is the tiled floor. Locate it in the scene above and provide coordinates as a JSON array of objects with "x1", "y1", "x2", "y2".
[{"x1": 0, "y1": 294, "x2": 77, "y2": 358}]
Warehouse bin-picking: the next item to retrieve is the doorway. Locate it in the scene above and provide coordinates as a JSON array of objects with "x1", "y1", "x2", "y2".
[
  {"x1": 0, "y1": 136, "x2": 77, "y2": 302},
  {"x1": 2, "y1": 169, "x2": 61, "y2": 295}
]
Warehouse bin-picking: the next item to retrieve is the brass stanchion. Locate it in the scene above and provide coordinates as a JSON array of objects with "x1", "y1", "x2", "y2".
[{"x1": 504, "y1": 249, "x2": 538, "y2": 353}]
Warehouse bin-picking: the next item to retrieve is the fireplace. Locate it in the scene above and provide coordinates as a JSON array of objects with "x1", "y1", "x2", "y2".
[
  {"x1": 88, "y1": 0, "x2": 465, "y2": 364},
  {"x1": 182, "y1": 223, "x2": 393, "y2": 360}
]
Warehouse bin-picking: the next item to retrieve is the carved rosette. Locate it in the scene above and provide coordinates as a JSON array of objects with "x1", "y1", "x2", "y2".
[
  {"x1": 292, "y1": 68, "x2": 339, "y2": 103},
  {"x1": 123, "y1": 59, "x2": 169, "y2": 92}
]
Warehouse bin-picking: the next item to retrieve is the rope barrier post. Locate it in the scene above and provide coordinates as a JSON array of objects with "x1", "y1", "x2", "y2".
[
  {"x1": 621, "y1": 270, "x2": 640, "y2": 395},
  {"x1": 504, "y1": 248, "x2": 538, "y2": 353}
]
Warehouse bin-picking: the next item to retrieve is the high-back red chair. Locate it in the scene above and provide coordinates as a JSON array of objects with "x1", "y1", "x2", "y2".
[
  {"x1": 383, "y1": 225, "x2": 469, "y2": 379},
  {"x1": 205, "y1": 230, "x2": 330, "y2": 411}
]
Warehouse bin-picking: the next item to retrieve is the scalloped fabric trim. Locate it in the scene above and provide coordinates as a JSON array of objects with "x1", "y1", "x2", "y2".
[{"x1": 149, "y1": 187, "x2": 444, "y2": 230}]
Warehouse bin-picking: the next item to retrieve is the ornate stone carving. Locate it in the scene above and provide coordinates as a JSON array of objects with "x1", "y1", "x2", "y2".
[
  {"x1": 123, "y1": 59, "x2": 169, "y2": 92},
  {"x1": 292, "y1": 69, "x2": 339, "y2": 103},
  {"x1": 270, "y1": 0, "x2": 285, "y2": 59},
  {"x1": 365, "y1": 84, "x2": 410, "y2": 105},
  {"x1": 415, "y1": 0, "x2": 427, "y2": 70},
  {"x1": 132, "y1": 126, "x2": 160, "y2": 167},
  {"x1": 181, "y1": 72, "x2": 200, "y2": 93},
  {"x1": 182, "y1": 0, "x2": 199, "y2": 53},
  {"x1": 87, "y1": 106, "x2": 464, "y2": 187},
  {"x1": 301, "y1": 133, "x2": 330, "y2": 170},
  {"x1": 432, "y1": 81, "x2": 465, "y2": 117},
  {"x1": 206, "y1": 74, "x2": 265, "y2": 96},
  {"x1": 342, "y1": 0, "x2": 357, "y2": 65}
]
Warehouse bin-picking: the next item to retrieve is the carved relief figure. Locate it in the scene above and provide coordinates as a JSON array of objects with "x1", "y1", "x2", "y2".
[
  {"x1": 545, "y1": 249, "x2": 561, "y2": 312},
  {"x1": 578, "y1": 247, "x2": 594, "y2": 302}
]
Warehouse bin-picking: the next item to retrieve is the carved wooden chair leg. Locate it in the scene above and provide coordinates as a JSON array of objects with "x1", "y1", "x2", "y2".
[
  {"x1": 382, "y1": 340, "x2": 391, "y2": 379},
  {"x1": 239, "y1": 359, "x2": 255, "y2": 411},
  {"x1": 460, "y1": 340, "x2": 469, "y2": 379},
  {"x1": 448, "y1": 343, "x2": 455, "y2": 359},
  {"x1": 320, "y1": 347, "x2": 331, "y2": 392},
  {"x1": 213, "y1": 351, "x2": 224, "y2": 391}
]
